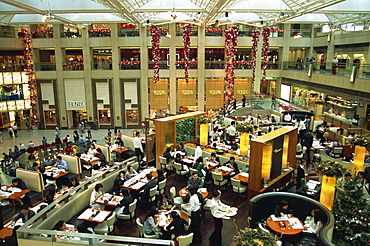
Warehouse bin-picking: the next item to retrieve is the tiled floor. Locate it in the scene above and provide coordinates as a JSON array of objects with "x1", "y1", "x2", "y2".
[{"x1": 0, "y1": 128, "x2": 139, "y2": 185}]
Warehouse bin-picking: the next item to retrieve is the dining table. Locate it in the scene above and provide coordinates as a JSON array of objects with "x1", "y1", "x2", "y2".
[
  {"x1": 77, "y1": 208, "x2": 112, "y2": 223},
  {"x1": 179, "y1": 187, "x2": 208, "y2": 199},
  {"x1": 95, "y1": 194, "x2": 123, "y2": 207},
  {"x1": 155, "y1": 210, "x2": 190, "y2": 228},
  {"x1": 212, "y1": 166, "x2": 235, "y2": 176},
  {"x1": 43, "y1": 166, "x2": 70, "y2": 179},
  {"x1": 266, "y1": 215, "x2": 305, "y2": 235},
  {"x1": 120, "y1": 168, "x2": 158, "y2": 191},
  {"x1": 233, "y1": 172, "x2": 249, "y2": 183},
  {"x1": 1, "y1": 185, "x2": 30, "y2": 207}
]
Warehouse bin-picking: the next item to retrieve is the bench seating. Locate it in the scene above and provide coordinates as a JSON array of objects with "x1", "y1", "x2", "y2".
[{"x1": 16, "y1": 168, "x2": 45, "y2": 206}]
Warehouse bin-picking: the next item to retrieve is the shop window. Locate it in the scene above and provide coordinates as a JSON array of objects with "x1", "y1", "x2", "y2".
[
  {"x1": 118, "y1": 23, "x2": 139, "y2": 37},
  {"x1": 99, "y1": 110, "x2": 111, "y2": 125},
  {"x1": 44, "y1": 110, "x2": 57, "y2": 125}
]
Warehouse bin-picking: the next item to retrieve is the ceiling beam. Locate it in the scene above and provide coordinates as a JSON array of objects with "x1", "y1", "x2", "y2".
[
  {"x1": 96, "y1": 0, "x2": 139, "y2": 24},
  {"x1": 203, "y1": 0, "x2": 235, "y2": 25}
]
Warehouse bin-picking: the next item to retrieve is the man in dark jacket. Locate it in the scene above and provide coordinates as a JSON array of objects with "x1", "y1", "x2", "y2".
[
  {"x1": 140, "y1": 174, "x2": 157, "y2": 207},
  {"x1": 302, "y1": 130, "x2": 314, "y2": 163},
  {"x1": 11, "y1": 205, "x2": 35, "y2": 224}
]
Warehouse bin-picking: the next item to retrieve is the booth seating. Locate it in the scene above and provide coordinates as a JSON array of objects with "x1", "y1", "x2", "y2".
[
  {"x1": 60, "y1": 154, "x2": 81, "y2": 182},
  {"x1": 0, "y1": 204, "x2": 15, "y2": 226},
  {"x1": 116, "y1": 135, "x2": 137, "y2": 160},
  {"x1": 16, "y1": 168, "x2": 46, "y2": 207},
  {"x1": 249, "y1": 192, "x2": 335, "y2": 246}
]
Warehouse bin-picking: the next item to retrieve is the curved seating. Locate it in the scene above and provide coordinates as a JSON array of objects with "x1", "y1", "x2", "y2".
[{"x1": 248, "y1": 192, "x2": 335, "y2": 246}]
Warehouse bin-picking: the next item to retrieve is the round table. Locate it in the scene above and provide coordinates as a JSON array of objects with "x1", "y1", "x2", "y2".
[
  {"x1": 179, "y1": 187, "x2": 208, "y2": 199},
  {"x1": 266, "y1": 216, "x2": 304, "y2": 235},
  {"x1": 156, "y1": 210, "x2": 190, "y2": 228}
]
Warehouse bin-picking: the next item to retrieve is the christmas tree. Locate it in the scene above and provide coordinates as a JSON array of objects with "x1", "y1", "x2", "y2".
[{"x1": 332, "y1": 177, "x2": 370, "y2": 245}]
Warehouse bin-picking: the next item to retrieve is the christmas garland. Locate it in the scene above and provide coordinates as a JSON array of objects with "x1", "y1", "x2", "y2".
[
  {"x1": 31, "y1": 30, "x2": 53, "y2": 34},
  {"x1": 19, "y1": 28, "x2": 39, "y2": 125},
  {"x1": 232, "y1": 228, "x2": 275, "y2": 246},
  {"x1": 278, "y1": 103, "x2": 296, "y2": 111},
  {"x1": 261, "y1": 28, "x2": 271, "y2": 85},
  {"x1": 88, "y1": 29, "x2": 111, "y2": 33},
  {"x1": 182, "y1": 24, "x2": 192, "y2": 83},
  {"x1": 314, "y1": 161, "x2": 346, "y2": 178},
  {"x1": 349, "y1": 135, "x2": 370, "y2": 148},
  {"x1": 149, "y1": 26, "x2": 161, "y2": 83},
  {"x1": 236, "y1": 122, "x2": 254, "y2": 133},
  {"x1": 251, "y1": 30, "x2": 260, "y2": 84},
  {"x1": 119, "y1": 61, "x2": 140, "y2": 65},
  {"x1": 224, "y1": 26, "x2": 239, "y2": 102}
]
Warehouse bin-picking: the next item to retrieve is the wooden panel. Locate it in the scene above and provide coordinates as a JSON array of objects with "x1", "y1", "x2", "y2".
[
  {"x1": 178, "y1": 78, "x2": 196, "y2": 108},
  {"x1": 205, "y1": 78, "x2": 224, "y2": 110},
  {"x1": 234, "y1": 78, "x2": 252, "y2": 99},
  {"x1": 150, "y1": 78, "x2": 168, "y2": 109},
  {"x1": 332, "y1": 119, "x2": 341, "y2": 127}
]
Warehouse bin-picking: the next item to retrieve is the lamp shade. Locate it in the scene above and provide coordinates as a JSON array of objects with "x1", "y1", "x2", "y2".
[
  {"x1": 353, "y1": 145, "x2": 366, "y2": 175},
  {"x1": 261, "y1": 142, "x2": 273, "y2": 180},
  {"x1": 240, "y1": 132, "x2": 250, "y2": 156},
  {"x1": 319, "y1": 175, "x2": 336, "y2": 210},
  {"x1": 200, "y1": 124, "x2": 208, "y2": 145}
]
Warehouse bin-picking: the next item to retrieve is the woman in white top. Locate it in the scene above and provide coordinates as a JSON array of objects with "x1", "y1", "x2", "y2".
[
  {"x1": 125, "y1": 165, "x2": 138, "y2": 180},
  {"x1": 87, "y1": 144, "x2": 97, "y2": 156},
  {"x1": 303, "y1": 209, "x2": 323, "y2": 235},
  {"x1": 90, "y1": 183, "x2": 104, "y2": 209},
  {"x1": 183, "y1": 186, "x2": 202, "y2": 243},
  {"x1": 209, "y1": 190, "x2": 226, "y2": 246}
]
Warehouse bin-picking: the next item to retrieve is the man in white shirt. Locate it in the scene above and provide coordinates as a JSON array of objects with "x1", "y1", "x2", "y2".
[
  {"x1": 194, "y1": 143, "x2": 202, "y2": 162},
  {"x1": 133, "y1": 131, "x2": 144, "y2": 161},
  {"x1": 284, "y1": 113, "x2": 292, "y2": 122},
  {"x1": 297, "y1": 119, "x2": 307, "y2": 141},
  {"x1": 227, "y1": 121, "x2": 236, "y2": 141}
]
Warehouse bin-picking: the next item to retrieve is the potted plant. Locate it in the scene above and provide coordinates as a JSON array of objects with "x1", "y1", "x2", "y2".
[
  {"x1": 349, "y1": 135, "x2": 370, "y2": 174},
  {"x1": 232, "y1": 227, "x2": 276, "y2": 246},
  {"x1": 236, "y1": 122, "x2": 254, "y2": 157}
]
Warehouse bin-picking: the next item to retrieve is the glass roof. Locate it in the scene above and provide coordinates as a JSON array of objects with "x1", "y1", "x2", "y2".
[{"x1": 0, "y1": 0, "x2": 368, "y2": 26}]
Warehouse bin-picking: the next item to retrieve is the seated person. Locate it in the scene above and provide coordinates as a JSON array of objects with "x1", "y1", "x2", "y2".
[
  {"x1": 165, "y1": 211, "x2": 189, "y2": 242},
  {"x1": 11, "y1": 178, "x2": 28, "y2": 204},
  {"x1": 156, "y1": 169, "x2": 165, "y2": 182},
  {"x1": 90, "y1": 183, "x2": 104, "y2": 209},
  {"x1": 303, "y1": 209, "x2": 323, "y2": 235},
  {"x1": 273, "y1": 200, "x2": 294, "y2": 217},
  {"x1": 125, "y1": 165, "x2": 138, "y2": 180},
  {"x1": 176, "y1": 143, "x2": 187, "y2": 156},
  {"x1": 174, "y1": 153, "x2": 183, "y2": 164},
  {"x1": 54, "y1": 156, "x2": 69, "y2": 170},
  {"x1": 157, "y1": 194, "x2": 175, "y2": 211},
  {"x1": 224, "y1": 156, "x2": 239, "y2": 175},
  {"x1": 114, "y1": 137, "x2": 124, "y2": 147},
  {"x1": 187, "y1": 172, "x2": 204, "y2": 188},
  {"x1": 137, "y1": 158, "x2": 149, "y2": 173},
  {"x1": 94, "y1": 148, "x2": 107, "y2": 164},
  {"x1": 140, "y1": 174, "x2": 157, "y2": 206},
  {"x1": 68, "y1": 177, "x2": 80, "y2": 188},
  {"x1": 44, "y1": 156, "x2": 54, "y2": 166},
  {"x1": 163, "y1": 147, "x2": 174, "y2": 163},
  {"x1": 143, "y1": 206, "x2": 160, "y2": 236},
  {"x1": 329, "y1": 138, "x2": 342, "y2": 156},
  {"x1": 11, "y1": 205, "x2": 35, "y2": 225},
  {"x1": 113, "y1": 171, "x2": 125, "y2": 194},
  {"x1": 193, "y1": 156, "x2": 205, "y2": 178},
  {"x1": 336, "y1": 173, "x2": 352, "y2": 193},
  {"x1": 230, "y1": 140, "x2": 238, "y2": 151},
  {"x1": 115, "y1": 188, "x2": 133, "y2": 214},
  {"x1": 87, "y1": 144, "x2": 97, "y2": 156},
  {"x1": 209, "y1": 152, "x2": 220, "y2": 164},
  {"x1": 4, "y1": 225, "x2": 21, "y2": 245},
  {"x1": 29, "y1": 162, "x2": 39, "y2": 171}
]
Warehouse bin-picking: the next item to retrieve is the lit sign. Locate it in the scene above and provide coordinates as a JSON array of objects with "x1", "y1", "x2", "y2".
[
  {"x1": 153, "y1": 90, "x2": 165, "y2": 96},
  {"x1": 236, "y1": 90, "x2": 249, "y2": 95},
  {"x1": 68, "y1": 101, "x2": 84, "y2": 107},
  {"x1": 209, "y1": 90, "x2": 221, "y2": 95},
  {"x1": 182, "y1": 90, "x2": 194, "y2": 95}
]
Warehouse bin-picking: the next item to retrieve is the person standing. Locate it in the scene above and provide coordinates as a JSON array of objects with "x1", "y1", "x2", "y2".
[
  {"x1": 227, "y1": 121, "x2": 237, "y2": 142},
  {"x1": 332, "y1": 56, "x2": 338, "y2": 75},
  {"x1": 12, "y1": 124, "x2": 18, "y2": 138},
  {"x1": 0, "y1": 130, "x2": 3, "y2": 144},
  {"x1": 302, "y1": 130, "x2": 314, "y2": 163},
  {"x1": 133, "y1": 131, "x2": 144, "y2": 161},
  {"x1": 42, "y1": 137, "x2": 47, "y2": 150},
  {"x1": 8, "y1": 126, "x2": 13, "y2": 139},
  {"x1": 26, "y1": 119, "x2": 31, "y2": 131},
  {"x1": 242, "y1": 95, "x2": 246, "y2": 107},
  {"x1": 296, "y1": 160, "x2": 306, "y2": 190},
  {"x1": 209, "y1": 190, "x2": 227, "y2": 246},
  {"x1": 184, "y1": 186, "x2": 202, "y2": 243},
  {"x1": 94, "y1": 117, "x2": 99, "y2": 130},
  {"x1": 271, "y1": 94, "x2": 276, "y2": 109},
  {"x1": 194, "y1": 143, "x2": 202, "y2": 162}
]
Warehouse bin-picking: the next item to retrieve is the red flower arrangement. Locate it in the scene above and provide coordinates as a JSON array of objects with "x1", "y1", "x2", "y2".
[
  {"x1": 20, "y1": 28, "x2": 39, "y2": 125},
  {"x1": 251, "y1": 30, "x2": 260, "y2": 84},
  {"x1": 279, "y1": 103, "x2": 297, "y2": 111},
  {"x1": 261, "y1": 28, "x2": 271, "y2": 85},
  {"x1": 224, "y1": 26, "x2": 239, "y2": 102},
  {"x1": 31, "y1": 30, "x2": 53, "y2": 34},
  {"x1": 88, "y1": 29, "x2": 111, "y2": 33},
  {"x1": 182, "y1": 24, "x2": 192, "y2": 83},
  {"x1": 149, "y1": 26, "x2": 162, "y2": 83}
]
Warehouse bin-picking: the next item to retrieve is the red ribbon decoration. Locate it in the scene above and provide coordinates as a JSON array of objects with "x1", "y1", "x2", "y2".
[
  {"x1": 149, "y1": 26, "x2": 161, "y2": 83},
  {"x1": 20, "y1": 28, "x2": 39, "y2": 125},
  {"x1": 262, "y1": 28, "x2": 271, "y2": 85},
  {"x1": 224, "y1": 26, "x2": 239, "y2": 102},
  {"x1": 182, "y1": 24, "x2": 192, "y2": 83},
  {"x1": 251, "y1": 30, "x2": 260, "y2": 84}
]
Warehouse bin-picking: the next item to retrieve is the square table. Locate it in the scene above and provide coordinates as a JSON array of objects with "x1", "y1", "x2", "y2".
[
  {"x1": 1, "y1": 185, "x2": 30, "y2": 207},
  {"x1": 233, "y1": 172, "x2": 249, "y2": 183},
  {"x1": 78, "y1": 208, "x2": 111, "y2": 223},
  {"x1": 95, "y1": 194, "x2": 123, "y2": 207}
]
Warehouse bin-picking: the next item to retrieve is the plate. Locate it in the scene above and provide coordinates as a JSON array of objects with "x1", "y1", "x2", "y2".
[
  {"x1": 214, "y1": 211, "x2": 225, "y2": 218},
  {"x1": 225, "y1": 210, "x2": 237, "y2": 217},
  {"x1": 220, "y1": 205, "x2": 230, "y2": 212},
  {"x1": 229, "y1": 207, "x2": 238, "y2": 212}
]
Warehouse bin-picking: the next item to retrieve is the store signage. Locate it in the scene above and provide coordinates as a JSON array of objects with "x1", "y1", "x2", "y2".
[
  {"x1": 153, "y1": 90, "x2": 165, "y2": 96},
  {"x1": 209, "y1": 90, "x2": 221, "y2": 95},
  {"x1": 236, "y1": 90, "x2": 249, "y2": 95},
  {"x1": 271, "y1": 135, "x2": 284, "y2": 180},
  {"x1": 182, "y1": 90, "x2": 194, "y2": 95},
  {"x1": 68, "y1": 101, "x2": 84, "y2": 107}
]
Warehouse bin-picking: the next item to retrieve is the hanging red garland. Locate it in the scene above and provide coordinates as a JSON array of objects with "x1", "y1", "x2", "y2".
[
  {"x1": 182, "y1": 24, "x2": 192, "y2": 83},
  {"x1": 149, "y1": 25, "x2": 161, "y2": 83},
  {"x1": 262, "y1": 28, "x2": 271, "y2": 85},
  {"x1": 251, "y1": 30, "x2": 260, "y2": 85},
  {"x1": 19, "y1": 28, "x2": 39, "y2": 125},
  {"x1": 224, "y1": 26, "x2": 239, "y2": 102}
]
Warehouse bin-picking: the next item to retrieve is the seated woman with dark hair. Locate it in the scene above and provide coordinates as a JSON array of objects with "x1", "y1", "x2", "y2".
[
  {"x1": 157, "y1": 194, "x2": 175, "y2": 211},
  {"x1": 68, "y1": 177, "x2": 80, "y2": 187},
  {"x1": 157, "y1": 169, "x2": 165, "y2": 182},
  {"x1": 273, "y1": 199, "x2": 294, "y2": 217},
  {"x1": 303, "y1": 209, "x2": 323, "y2": 235},
  {"x1": 113, "y1": 171, "x2": 125, "y2": 194},
  {"x1": 95, "y1": 148, "x2": 106, "y2": 164}
]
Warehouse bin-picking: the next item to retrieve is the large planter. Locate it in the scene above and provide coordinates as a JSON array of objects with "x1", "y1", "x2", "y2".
[
  {"x1": 320, "y1": 175, "x2": 336, "y2": 210},
  {"x1": 200, "y1": 124, "x2": 208, "y2": 146},
  {"x1": 240, "y1": 132, "x2": 250, "y2": 156},
  {"x1": 353, "y1": 145, "x2": 366, "y2": 175}
]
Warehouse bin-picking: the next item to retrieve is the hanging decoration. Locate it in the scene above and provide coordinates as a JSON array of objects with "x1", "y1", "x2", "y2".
[
  {"x1": 251, "y1": 30, "x2": 260, "y2": 84},
  {"x1": 224, "y1": 26, "x2": 239, "y2": 101},
  {"x1": 149, "y1": 25, "x2": 161, "y2": 83},
  {"x1": 19, "y1": 28, "x2": 39, "y2": 125},
  {"x1": 182, "y1": 24, "x2": 192, "y2": 83},
  {"x1": 261, "y1": 28, "x2": 271, "y2": 85}
]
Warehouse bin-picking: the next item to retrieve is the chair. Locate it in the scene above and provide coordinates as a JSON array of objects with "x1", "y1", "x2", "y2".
[
  {"x1": 258, "y1": 222, "x2": 270, "y2": 233},
  {"x1": 296, "y1": 146, "x2": 307, "y2": 159},
  {"x1": 177, "y1": 232, "x2": 194, "y2": 246},
  {"x1": 189, "y1": 167, "x2": 197, "y2": 176},
  {"x1": 174, "y1": 162, "x2": 189, "y2": 180},
  {"x1": 170, "y1": 186, "x2": 184, "y2": 206},
  {"x1": 332, "y1": 146, "x2": 343, "y2": 158},
  {"x1": 116, "y1": 199, "x2": 137, "y2": 228},
  {"x1": 149, "y1": 185, "x2": 158, "y2": 203},
  {"x1": 212, "y1": 171, "x2": 228, "y2": 189},
  {"x1": 94, "y1": 211, "x2": 116, "y2": 235},
  {"x1": 160, "y1": 156, "x2": 170, "y2": 170},
  {"x1": 231, "y1": 178, "x2": 247, "y2": 197},
  {"x1": 184, "y1": 217, "x2": 191, "y2": 231},
  {"x1": 157, "y1": 179, "x2": 167, "y2": 195},
  {"x1": 136, "y1": 218, "x2": 160, "y2": 239}
]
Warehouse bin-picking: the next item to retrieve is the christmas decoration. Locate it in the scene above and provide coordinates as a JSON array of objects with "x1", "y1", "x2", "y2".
[
  {"x1": 332, "y1": 177, "x2": 370, "y2": 245},
  {"x1": 349, "y1": 135, "x2": 370, "y2": 148},
  {"x1": 278, "y1": 103, "x2": 296, "y2": 111},
  {"x1": 205, "y1": 28, "x2": 224, "y2": 33},
  {"x1": 314, "y1": 161, "x2": 346, "y2": 178},
  {"x1": 261, "y1": 28, "x2": 271, "y2": 85},
  {"x1": 119, "y1": 61, "x2": 141, "y2": 66},
  {"x1": 19, "y1": 28, "x2": 39, "y2": 125},
  {"x1": 232, "y1": 228, "x2": 276, "y2": 246},
  {"x1": 149, "y1": 26, "x2": 161, "y2": 83},
  {"x1": 224, "y1": 26, "x2": 239, "y2": 101},
  {"x1": 251, "y1": 30, "x2": 260, "y2": 84},
  {"x1": 182, "y1": 24, "x2": 192, "y2": 83}
]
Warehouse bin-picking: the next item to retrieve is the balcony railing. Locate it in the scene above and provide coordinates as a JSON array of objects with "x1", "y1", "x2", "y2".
[
  {"x1": 31, "y1": 30, "x2": 53, "y2": 38},
  {"x1": 290, "y1": 29, "x2": 311, "y2": 38},
  {"x1": 92, "y1": 61, "x2": 112, "y2": 70},
  {"x1": 0, "y1": 30, "x2": 21, "y2": 38},
  {"x1": 0, "y1": 63, "x2": 23, "y2": 72},
  {"x1": 176, "y1": 28, "x2": 198, "y2": 36},
  {"x1": 148, "y1": 61, "x2": 169, "y2": 69},
  {"x1": 119, "y1": 61, "x2": 141, "y2": 69},
  {"x1": 61, "y1": 31, "x2": 82, "y2": 38},
  {"x1": 205, "y1": 60, "x2": 225, "y2": 69},
  {"x1": 88, "y1": 29, "x2": 111, "y2": 37},
  {"x1": 283, "y1": 61, "x2": 370, "y2": 79},
  {"x1": 35, "y1": 62, "x2": 56, "y2": 71},
  {"x1": 62, "y1": 62, "x2": 84, "y2": 71},
  {"x1": 118, "y1": 28, "x2": 139, "y2": 37},
  {"x1": 175, "y1": 61, "x2": 198, "y2": 69}
]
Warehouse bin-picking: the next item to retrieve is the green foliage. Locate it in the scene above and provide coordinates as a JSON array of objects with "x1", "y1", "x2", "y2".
[
  {"x1": 332, "y1": 177, "x2": 370, "y2": 245},
  {"x1": 349, "y1": 135, "x2": 370, "y2": 148},
  {"x1": 176, "y1": 118, "x2": 195, "y2": 143},
  {"x1": 314, "y1": 161, "x2": 346, "y2": 178},
  {"x1": 197, "y1": 115, "x2": 213, "y2": 124},
  {"x1": 232, "y1": 228, "x2": 276, "y2": 246},
  {"x1": 236, "y1": 122, "x2": 254, "y2": 133}
]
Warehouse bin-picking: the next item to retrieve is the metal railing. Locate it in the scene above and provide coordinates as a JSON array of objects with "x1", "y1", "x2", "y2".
[
  {"x1": 0, "y1": 63, "x2": 23, "y2": 72},
  {"x1": 62, "y1": 62, "x2": 84, "y2": 71},
  {"x1": 148, "y1": 61, "x2": 170, "y2": 69},
  {"x1": 35, "y1": 62, "x2": 56, "y2": 71},
  {"x1": 0, "y1": 30, "x2": 21, "y2": 38},
  {"x1": 91, "y1": 62, "x2": 112, "y2": 70},
  {"x1": 61, "y1": 31, "x2": 82, "y2": 38},
  {"x1": 118, "y1": 28, "x2": 140, "y2": 37},
  {"x1": 290, "y1": 29, "x2": 312, "y2": 38},
  {"x1": 119, "y1": 61, "x2": 141, "y2": 70},
  {"x1": 17, "y1": 157, "x2": 172, "y2": 245}
]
